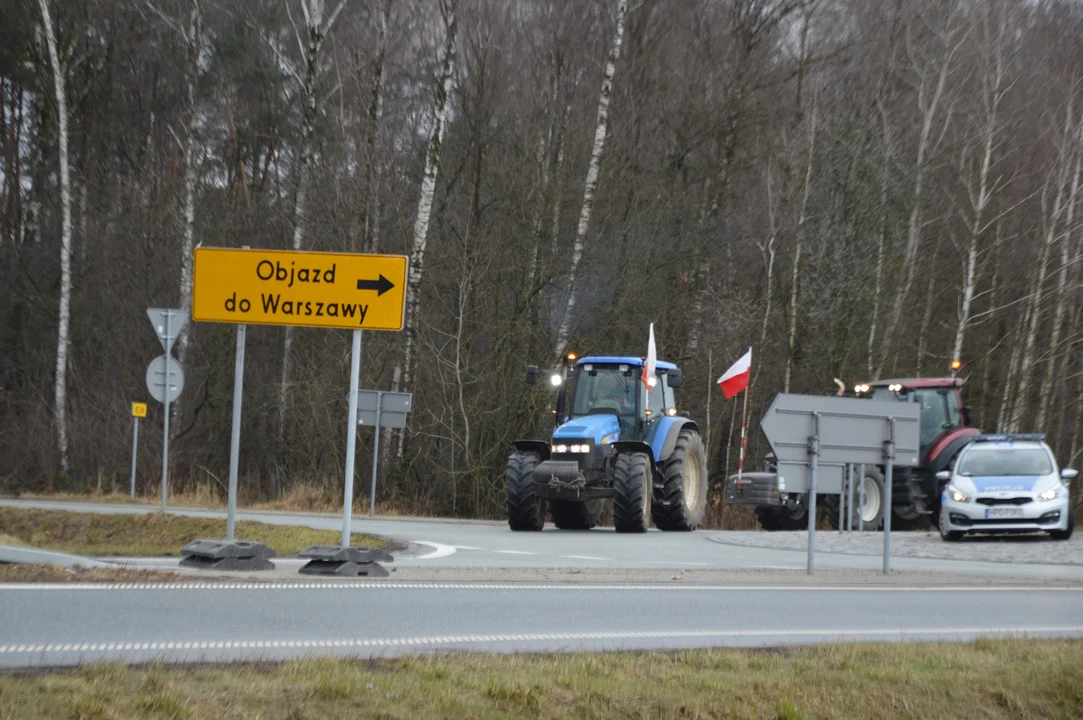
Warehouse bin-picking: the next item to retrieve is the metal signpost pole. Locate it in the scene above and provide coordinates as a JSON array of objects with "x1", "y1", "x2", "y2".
[
  {"x1": 161, "y1": 309, "x2": 171, "y2": 511},
  {"x1": 226, "y1": 322, "x2": 247, "y2": 542},
  {"x1": 858, "y1": 463, "x2": 865, "y2": 532},
  {"x1": 341, "y1": 329, "x2": 362, "y2": 548},
  {"x1": 806, "y1": 413, "x2": 820, "y2": 575},
  {"x1": 838, "y1": 463, "x2": 847, "y2": 533},
  {"x1": 370, "y1": 391, "x2": 383, "y2": 518},
  {"x1": 846, "y1": 465, "x2": 854, "y2": 532},
  {"x1": 129, "y1": 416, "x2": 140, "y2": 500},
  {"x1": 883, "y1": 418, "x2": 895, "y2": 575}
]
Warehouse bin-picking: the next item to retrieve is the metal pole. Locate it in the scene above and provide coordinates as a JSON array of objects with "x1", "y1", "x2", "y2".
[
  {"x1": 161, "y1": 309, "x2": 171, "y2": 512},
  {"x1": 370, "y1": 391, "x2": 382, "y2": 518},
  {"x1": 883, "y1": 418, "x2": 895, "y2": 575},
  {"x1": 342, "y1": 329, "x2": 362, "y2": 548},
  {"x1": 807, "y1": 413, "x2": 820, "y2": 575},
  {"x1": 226, "y1": 322, "x2": 247, "y2": 542},
  {"x1": 129, "y1": 417, "x2": 140, "y2": 500},
  {"x1": 845, "y1": 464, "x2": 853, "y2": 532},
  {"x1": 858, "y1": 463, "x2": 865, "y2": 532},
  {"x1": 838, "y1": 464, "x2": 846, "y2": 534}
]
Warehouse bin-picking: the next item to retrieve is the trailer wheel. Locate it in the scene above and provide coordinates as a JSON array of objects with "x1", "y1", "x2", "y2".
[
  {"x1": 754, "y1": 505, "x2": 808, "y2": 531},
  {"x1": 823, "y1": 466, "x2": 885, "y2": 531},
  {"x1": 652, "y1": 429, "x2": 708, "y2": 531},
  {"x1": 613, "y1": 452, "x2": 652, "y2": 533},
  {"x1": 550, "y1": 499, "x2": 602, "y2": 530},
  {"x1": 506, "y1": 451, "x2": 546, "y2": 531}
]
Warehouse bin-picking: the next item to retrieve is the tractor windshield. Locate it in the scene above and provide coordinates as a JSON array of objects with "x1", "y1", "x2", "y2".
[
  {"x1": 870, "y1": 386, "x2": 960, "y2": 460},
  {"x1": 569, "y1": 366, "x2": 640, "y2": 436}
]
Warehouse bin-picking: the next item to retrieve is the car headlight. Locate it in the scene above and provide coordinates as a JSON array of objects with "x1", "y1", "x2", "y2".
[
  {"x1": 601, "y1": 432, "x2": 619, "y2": 445},
  {"x1": 1038, "y1": 486, "x2": 1062, "y2": 502},
  {"x1": 946, "y1": 485, "x2": 969, "y2": 503}
]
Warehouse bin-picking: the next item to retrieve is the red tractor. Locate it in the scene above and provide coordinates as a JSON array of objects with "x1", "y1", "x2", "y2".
[{"x1": 728, "y1": 376, "x2": 981, "y2": 531}]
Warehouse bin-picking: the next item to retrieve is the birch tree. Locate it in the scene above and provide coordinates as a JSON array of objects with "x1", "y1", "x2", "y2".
[
  {"x1": 876, "y1": 9, "x2": 967, "y2": 377},
  {"x1": 553, "y1": 0, "x2": 628, "y2": 360},
  {"x1": 393, "y1": 0, "x2": 457, "y2": 454},
  {"x1": 264, "y1": 0, "x2": 347, "y2": 444},
  {"x1": 949, "y1": 0, "x2": 1013, "y2": 369},
  {"x1": 37, "y1": 0, "x2": 72, "y2": 475},
  {"x1": 362, "y1": 0, "x2": 390, "y2": 253}
]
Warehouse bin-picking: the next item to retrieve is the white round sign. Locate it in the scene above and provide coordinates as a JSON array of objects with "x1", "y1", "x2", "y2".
[{"x1": 146, "y1": 354, "x2": 185, "y2": 404}]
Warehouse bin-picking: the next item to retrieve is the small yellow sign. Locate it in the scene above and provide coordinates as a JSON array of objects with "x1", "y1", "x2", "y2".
[
  {"x1": 192, "y1": 247, "x2": 408, "y2": 331},
  {"x1": 131, "y1": 402, "x2": 148, "y2": 418}
]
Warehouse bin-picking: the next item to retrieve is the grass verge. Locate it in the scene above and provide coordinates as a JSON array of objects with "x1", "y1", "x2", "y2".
[
  {"x1": 0, "y1": 638, "x2": 1081, "y2": 719},
  {"x1": 0, "y1": 507, "x2": 396, "y2": 557},
  {"x1": 0, "y1": 563, "x2": 192, "y2": 584}
]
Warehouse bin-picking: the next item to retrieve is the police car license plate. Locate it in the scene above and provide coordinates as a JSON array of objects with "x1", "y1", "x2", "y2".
[{"x1": 986, "y1": 507, "x2": 1024, "y2": 519}]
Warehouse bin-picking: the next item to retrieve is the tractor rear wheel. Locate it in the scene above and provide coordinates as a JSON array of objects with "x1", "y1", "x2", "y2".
[
  {"x1": 613, "y1": 452, "x2": 652, "y2": 533},
  {"x1": 550, "y1": 499, "x2": 603, "y2": 530},
  {"x1": 505, "y1": 451, "x2": 546, "y2": 531},
  {"x1": 652, "y1": 429, "x2": 708, "y2": 531},
  {"x1": 754, "y1": 505, "x2": 808, "y2": 531},
  {"x1": 823, "y1": 466, "x2": 885, "y2": 531}
]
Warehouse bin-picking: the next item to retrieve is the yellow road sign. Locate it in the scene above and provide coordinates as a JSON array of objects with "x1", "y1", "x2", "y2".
[
  {"x1": 131, "y1": 402, "x2": 148, "y2": 418},
  {"x1": 192, "y1": 247, "x2": 408, "y2": 331}
]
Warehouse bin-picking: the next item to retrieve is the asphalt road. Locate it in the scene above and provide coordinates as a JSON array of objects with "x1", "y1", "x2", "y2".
[
  {"x1": 2, "y1": 582, "x2": 1081, "y2": 668},
  {"x1": 4, "y1": 499, "x2": 1082, "y2": 581}
]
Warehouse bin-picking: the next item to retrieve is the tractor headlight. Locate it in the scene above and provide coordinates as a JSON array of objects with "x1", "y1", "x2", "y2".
[
  {"x1": 549, "y1": 374, "x2": 563, "y2": 387},
  {"x1": 569, "y1": 444, "x2": 591, "y2": 454},
  {"x1": 1038, "y1": 486, "x2": 1062, "y2": 502},
  {"x1": 601, "y1": 432, "x2": 619, "y2": 445},
  {"x1": 554, "y1": 444, "x2": 568, "y2": 453},
  {"x1": 946, "y1": 485, "x2": 969, "y2": 503}
]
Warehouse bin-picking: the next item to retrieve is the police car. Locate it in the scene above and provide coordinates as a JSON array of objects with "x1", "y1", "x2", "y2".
[{"x1": 937, "y1": 434, "x2": 1076, "y2": 541}]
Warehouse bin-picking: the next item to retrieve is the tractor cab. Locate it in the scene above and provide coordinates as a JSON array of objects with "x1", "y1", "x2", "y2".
[
  {"x1": 561, "y1": 356, "x2": 680, "y2": 443},
  {"x1": 853, "y1": 377, "x2": 974, "y2": 464}
]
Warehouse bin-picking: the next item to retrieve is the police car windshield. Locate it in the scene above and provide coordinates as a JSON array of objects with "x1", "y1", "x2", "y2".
[{"x1": 956, "y1": 446, "x2": 1054, "y2": 477}]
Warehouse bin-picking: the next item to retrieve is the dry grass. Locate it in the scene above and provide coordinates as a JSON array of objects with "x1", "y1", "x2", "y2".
[
  {"x1": 0, "y1": 508, "x2": 396, "y2": 557},
  {"x1": 0, "y1": 563, "x2": 194, "y2": 584},
  {"x1": 0, "y1": 638, "x2": 1081, "y2": 719}
]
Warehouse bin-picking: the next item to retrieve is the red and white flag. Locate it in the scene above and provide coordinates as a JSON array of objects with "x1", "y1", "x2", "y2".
[
  {"x1": 717, "y1": 347, "x2": 751, "y2": 399},
  {"x1": 641, "y1": 322, "x2": 657, "y2": 390}
]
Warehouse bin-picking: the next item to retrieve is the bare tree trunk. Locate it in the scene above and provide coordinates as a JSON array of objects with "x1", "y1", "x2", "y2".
[
  {"x1": 877, "y1": 15, "x2": 964, "y2": 377},
  {"x1": 395, "y1": 0, "x2": 457, "y2": 457},
  {"x1": 39, "y1": 0, "x2": 72, "y2": 475},
  {"x1": 758, "y1": 163, "x2": 779, "y2": 347},
  {"x1": 784, "y1": 84, "x2": 818, "y2": 393},
  {"x1": 363, "y1": 0, "x2": 390, "y2": 253},
  {"x1": 1009, "y1": 110, "x2": 1078, "y2": 432},
  {"x1": 1037, "y1": 153, "x2": 1081, "y2": 429},
  {"x1": 915, "y1": 265, "x2": 937, "y2": 374},
  {"x1": 553, "y1": 0, "x2": 628, "y2": 359},
  {"x1": 275, "y1": 0, "x2": 347, "y2": 446},
  {"x1": 997, "y1": 303, "x2": 1027, "y2": 432}
]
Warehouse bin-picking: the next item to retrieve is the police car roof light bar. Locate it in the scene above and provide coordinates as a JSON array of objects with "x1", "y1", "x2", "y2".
[{"x1": 972, "y1": 433, "x2": 1046, "y2": 443}]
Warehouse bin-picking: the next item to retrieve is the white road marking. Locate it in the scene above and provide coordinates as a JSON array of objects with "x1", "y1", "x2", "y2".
[
  {"x1": 412, "y1": 541, "x2": 457, "y2": 560},
  {"x1": 0, "y1": 582, "x2": 1080, "y2": 592},
  {"x1": 494, "y1": 550, "x2": 539, "y2": 555},
  {"x1": 564, "y1": 555, "x2": 611, "y2": 561},
  {"x1": 452, "y1": 545, "x2": 482, "y2": 550},
  {"x1": 3, "y1": 626, "x2": 1082, "y2": 656}
]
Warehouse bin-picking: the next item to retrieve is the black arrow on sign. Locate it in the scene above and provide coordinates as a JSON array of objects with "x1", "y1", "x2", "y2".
[{"x1": 356, "y1": 274, "x2": 395, "y2": 297}]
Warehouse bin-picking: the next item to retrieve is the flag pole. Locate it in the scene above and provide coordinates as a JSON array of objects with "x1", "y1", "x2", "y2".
[{"x1": 737, "y1": 382, "x2": 749, "y2": 485}]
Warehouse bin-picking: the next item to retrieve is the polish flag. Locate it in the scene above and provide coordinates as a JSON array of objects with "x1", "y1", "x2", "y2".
[
  {"x1": 717, "y1": 347, "x2": 752, "y2": 399},
  {"x1": 642, "y1": 323, "x2": 657, "y2": 390}
]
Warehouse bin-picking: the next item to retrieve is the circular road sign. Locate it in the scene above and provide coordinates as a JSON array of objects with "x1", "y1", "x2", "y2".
[{"x1": 145, "y1": 354, "x2": 185, "y2": 404}]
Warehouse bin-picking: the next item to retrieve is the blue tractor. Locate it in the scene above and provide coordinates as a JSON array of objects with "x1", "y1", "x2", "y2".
[{"x1": 506, "y1": 354, "x2": 708, "y2": 532}]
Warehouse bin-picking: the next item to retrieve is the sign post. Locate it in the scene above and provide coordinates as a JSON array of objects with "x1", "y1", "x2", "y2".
[
  {"x1": 760, "y1": 394, "x2": 920, "y2": 575},
  {"x1": 356, "y1": 389, "x2": 412, "y2": 520},
  {"x1": 130, "y1": 402, "x2": 147, "y2": 499},
  {"x1": 226, "y1": 321, "x2": 247, "y2": 542},
  {"x1": 189, "y1": 246, "x2": 409, "y2": 576},
  {"x1": 145, "y1": 308, "x2": 187, "y2": 511}
]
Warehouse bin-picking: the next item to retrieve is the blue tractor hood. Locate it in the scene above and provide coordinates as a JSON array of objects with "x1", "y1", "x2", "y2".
[{"x1": 552, "y1": 413, "x2": 621, "y2": 444}]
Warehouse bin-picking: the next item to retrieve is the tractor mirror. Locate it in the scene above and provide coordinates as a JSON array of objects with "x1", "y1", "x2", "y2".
[
  {"x1": 936, "y1": 470, "x2": 951, "y2": 482},
  {"x1": 961, "y1": 405, "x2": 973, "y2": 426},
  {"x1": 525, "y1": 365, "x2": 539, "y2": 386},
  {"x1": 667, "y1": 367, "x2": 682, "y2": 388}
]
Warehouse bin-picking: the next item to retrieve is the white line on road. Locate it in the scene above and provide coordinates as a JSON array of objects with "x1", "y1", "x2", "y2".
[
  {"x1": 411, "y1": 542, "x2": 457, "y2": 560},
  {"x1": 3, "y1": 626, "x2": 1083, "y2": 657},
  {"x1": 1, "y1": 582, "x2": 1081, "y2": 592},
  {"x1": 494, "y1": 550, "x2": 539, "y2": 555},
  {"x1": 453, "y1": 546, "x2": 482, "y2": 550},
  {"x1": 563, "y1": 555, "x2": 611, "y2": 561}
]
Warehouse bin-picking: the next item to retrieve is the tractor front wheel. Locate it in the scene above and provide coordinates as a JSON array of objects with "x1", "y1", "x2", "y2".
[
  {"x1": 613, "y1": 452, "x2": 652, "y2": 533},
  {"x1": 652, "y1": 429, "x2": 708, "y2": 531},
  {"x1": 506, "y1": 451, "x2": 546, "y2": 531}
]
